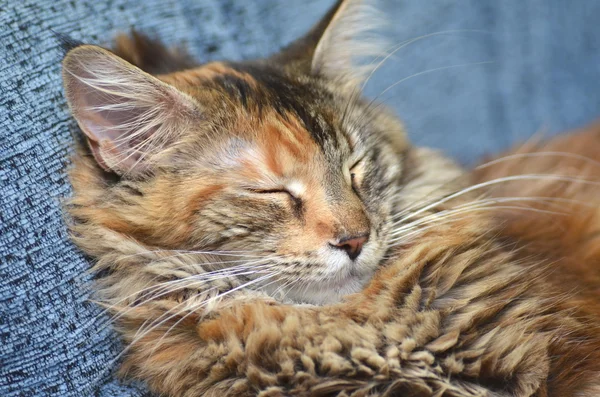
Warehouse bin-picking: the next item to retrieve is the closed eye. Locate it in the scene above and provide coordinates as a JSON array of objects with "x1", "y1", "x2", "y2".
[
  {"x1": 350, "y1": 172, "x2": 359, "y2": 194},
  {"x1": 247, "y1": 188, "x2": 303, "y2": 214},
  {"x1": 247, "y1": 188, "x2": 296, "y2": 198},
  {"x1": 349, "y1": 158, "x2": 365, "y2": 192},
  {"x1": 349, "y1": 157, "x2": 364, "y2": 171}
]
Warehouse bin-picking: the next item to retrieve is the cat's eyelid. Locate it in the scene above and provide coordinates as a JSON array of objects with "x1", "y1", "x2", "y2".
[
  {"x1": 245, "y1": 187, "x2": 288, "y2": 194},
  {"x1": 244, "y1": 186, "x2": 301, "y2": 200},
  {"x1": 243, "y1": 181, "x2": 305, "y2": 198},
  {"x1": 349, "y1": 155, "x2": 365, "y2": 171},
  {"x1": 346, "y1": 156, "x2": 366, "y2": 188},
  {"x1": 286, "y1": 181, "x2": 306, "y2": 198}
]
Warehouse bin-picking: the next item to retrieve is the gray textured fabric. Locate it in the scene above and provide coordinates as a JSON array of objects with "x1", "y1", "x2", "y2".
[{"x1": 1, "y1": 1, "x2": 599, "y2": 395}]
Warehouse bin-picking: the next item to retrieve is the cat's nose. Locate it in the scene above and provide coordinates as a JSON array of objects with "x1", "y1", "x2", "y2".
[{"x1": 330, "y1": 233, "x2": 369, "y2": 260}]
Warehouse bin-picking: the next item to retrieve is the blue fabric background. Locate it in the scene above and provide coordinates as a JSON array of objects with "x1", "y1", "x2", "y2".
[{"x1": 1, "y1": 0, "x2": 599, "y2": 395}]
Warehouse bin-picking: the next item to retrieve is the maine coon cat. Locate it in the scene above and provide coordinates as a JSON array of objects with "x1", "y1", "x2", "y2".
[{"x1": 61, "y1": 0, "x2": 600, "y2": 395}]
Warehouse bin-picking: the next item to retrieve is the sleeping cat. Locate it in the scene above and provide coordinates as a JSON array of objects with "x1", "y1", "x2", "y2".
[{"x1": 61, "y1": 0, "x2": 600, "y2": 396}]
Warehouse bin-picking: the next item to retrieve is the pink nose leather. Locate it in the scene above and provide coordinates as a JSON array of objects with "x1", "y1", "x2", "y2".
[{"x1": 330, "y1": 234, "x2": 368, "y2": 260}]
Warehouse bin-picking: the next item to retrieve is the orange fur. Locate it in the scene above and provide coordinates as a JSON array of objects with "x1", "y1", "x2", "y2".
[{"x1": 474, "y1": 122, "x2": 600, "y2": 319}]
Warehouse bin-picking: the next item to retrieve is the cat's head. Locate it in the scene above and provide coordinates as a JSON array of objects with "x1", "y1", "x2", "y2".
[{"x1": 62, "y1": 0, "x2": 444, "y2": 304}]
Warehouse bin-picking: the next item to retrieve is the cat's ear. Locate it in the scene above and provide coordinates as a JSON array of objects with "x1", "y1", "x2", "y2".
[
  {"x1": 273, "y1": 0, "x2": 384, "y2": 85},
  {"x1": 62, "y1": 45, "x2": 201, "y2": 176}
]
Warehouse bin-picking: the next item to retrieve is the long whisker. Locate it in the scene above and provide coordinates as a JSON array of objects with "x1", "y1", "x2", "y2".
[
  {"x1": 450, "y1": 196, "x2": 591, "y2": 210},
  {"x1": 132, "y1": 262, "x2": 279, "y2": 337},
  {"x1": 119, "y1": 249, "x2": 270, "y2": 260},
  {"x1": 354, "y1": 61, "x2": 493, "y2": 135},
  {"x1": 84, "y1": 267, "x2": 280, "y2": 394},
  {"x1": 87, "y1": 250, "x2": 288, "y2": 338},
  {"x1": 360, "y1": 29, "x2": 492, "y2": 91},
  {"x1": 388, "y1": 195, "x2": 583, "y2": 242},
  {"x1": 392, "y1": 194, "x2": 589, "y2": 228},
  {"x1": 392, "y1": 154, "x2": 600, "y2": 228},
  {"x1": 395, "y1": 174, "x2": 600, "y2": 226},
  {"x1": 98, "y1": 260, "x2": 278, "y2": 331},
  {"x1": 141, "y1": 269, "x2": 282, "y2": 365},
  {"x1": 390, "y1": 195, "x2": 579, "y2": 235},
  {"x1": 86, "y1": 258, "x2": 263, "y2": 312},
  {"x1": 476, "y1": 151, "x2": 600, "y2": 170},
  {"x1": 388, "y1": 205, "x2": 566, "y2": 246},
  {"x1": 395, "y1": 62, "x2": 494, "y2": 113},
  {"x1": 344, "y1": 30, "x2": 491, "y2": 141}
]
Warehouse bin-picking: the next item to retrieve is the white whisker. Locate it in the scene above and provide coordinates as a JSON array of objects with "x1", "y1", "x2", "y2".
[
  {"x1": 476, "y1": 151, "x2": 600, "y2": 170},
  {"x1": 391, "y1": 195, "x2": 588, "y2": 236},
  {"x1": 141, "y1": 270, "x2": 282, "y2": 362},
  {"x1": 389, "y1": 205, "x2": 567, "y2": 245},
  {"x1": 361, "y1": 29, "x2": 492, "y2": 90},
  {"x1": 395, "y1": 174, "x2": 600, "y2": 227},
  {"x1": 102, "y1": 262, "x2": 274, "y2": 322}
]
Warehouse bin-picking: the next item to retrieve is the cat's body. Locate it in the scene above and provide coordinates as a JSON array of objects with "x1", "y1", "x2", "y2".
[{"x1": 61, "y1": 0, "x2": 600, "y2": 395}]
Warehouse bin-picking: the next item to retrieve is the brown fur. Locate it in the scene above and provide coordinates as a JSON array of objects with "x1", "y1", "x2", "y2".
[
  {"x1": 61, "y1": 1, "x2": 600, "y2": 395},
  {"x1": 67, "y1": 122, "x2": 600, "y2": 396},
  {"x1": 107, "y1": 124, "x2": 600, "y2": 397}
]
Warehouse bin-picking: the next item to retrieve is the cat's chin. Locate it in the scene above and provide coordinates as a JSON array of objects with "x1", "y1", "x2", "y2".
[
  {"x1": 256, "y1": 242, "x2": 383, "y2": 305},
  {"x1": 261, "y1": 270, "x2": 374, "y2": 306}
]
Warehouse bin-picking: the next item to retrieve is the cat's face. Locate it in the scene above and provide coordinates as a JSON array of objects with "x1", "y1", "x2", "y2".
[
  {"x1": 62, "y1": 0, "x2": 411, "y2": 304},
  {"x1": 162, "y1": 64, "x2": 405, "y2": 304}
]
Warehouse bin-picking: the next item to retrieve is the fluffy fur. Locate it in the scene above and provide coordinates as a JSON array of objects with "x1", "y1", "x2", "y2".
[{"x1": 61, "y1": 0, "x2": 600, "y2": 395}]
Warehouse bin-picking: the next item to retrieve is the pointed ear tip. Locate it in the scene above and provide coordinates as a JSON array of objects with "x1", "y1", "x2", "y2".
[
  {"x1": 52, "y1": 31, "x2": 90, "y2": 58},
  {"x1": 63, "y1": 44, "x2": 100, "y2": 58},
  {"x1": 62, "y1": 46, "x2": 125, "y2": 89},
  {"x1": 62, "y1": 45, "x2": 116, "y2": 68}
]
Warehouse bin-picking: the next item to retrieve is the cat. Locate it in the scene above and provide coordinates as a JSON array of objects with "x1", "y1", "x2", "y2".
[{"x1": 61, "y1": 0, "x2": 600, "y2": 396}]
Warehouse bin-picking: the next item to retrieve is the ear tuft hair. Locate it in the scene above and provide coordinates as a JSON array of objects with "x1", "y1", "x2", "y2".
[
  {"x1": 52, "y1": 30, "x2": 85, "y2": 56},
  {"x1": 311, "y1": 0, "x2": 388, "y2": 84},
  {"x1": 62, "y1": 45, "x2": 201, "y2": 176},
  {"x1": 274, "y1": 0, "x2": 388, "y2": 86}
]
